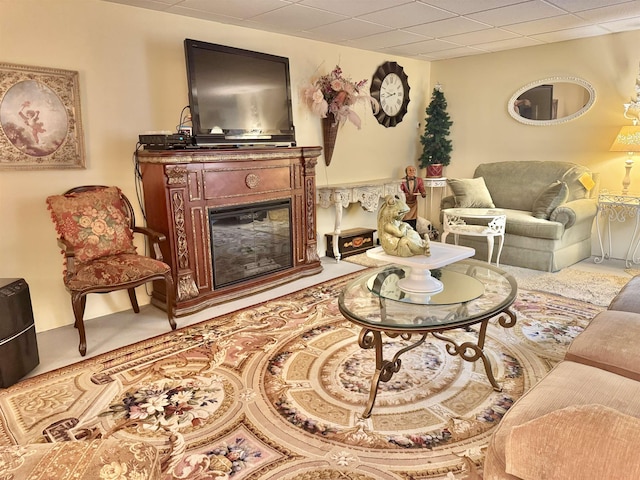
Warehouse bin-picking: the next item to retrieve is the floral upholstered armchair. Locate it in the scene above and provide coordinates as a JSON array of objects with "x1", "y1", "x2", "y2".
[{"x1": 46, "y1": 185, "x2": 176, "y2": 356}]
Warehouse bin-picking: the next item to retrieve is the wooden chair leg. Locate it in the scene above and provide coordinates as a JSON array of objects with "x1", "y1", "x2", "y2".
[
  {"x1": 165, "y1": 273, "x2": 177, "y2": 330},
  {"x1": 127, "y1": 288, "x2": 140, "y2": 313},
  {"x1": 71, "y1": 292, "x2": 88, "y2": 356},
  {"x1": 74, "y1": 296, "x2": 86, "y2": 329}
]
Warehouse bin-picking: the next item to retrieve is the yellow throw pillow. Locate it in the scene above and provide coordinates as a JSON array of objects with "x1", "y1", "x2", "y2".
[{"x1": 578, "y1": 172, "x2": 596, "y2": 191}]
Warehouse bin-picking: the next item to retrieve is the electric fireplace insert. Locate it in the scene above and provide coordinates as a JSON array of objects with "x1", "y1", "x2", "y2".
[{"x1": 209, "y1": 199, "x2": 293, "y2": 289}]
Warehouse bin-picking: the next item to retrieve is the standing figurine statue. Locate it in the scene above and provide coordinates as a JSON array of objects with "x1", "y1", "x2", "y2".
[
  {"x1": 377, "y1": 194, "x2": 430, "y2": 257},
  {"x1": 400, "y1": 165, "x2": 426, "y2": 230}
]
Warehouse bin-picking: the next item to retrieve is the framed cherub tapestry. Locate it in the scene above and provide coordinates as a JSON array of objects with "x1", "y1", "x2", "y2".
[{"x1": 0, "y1": 63, "x2": 86, "y2": 170}]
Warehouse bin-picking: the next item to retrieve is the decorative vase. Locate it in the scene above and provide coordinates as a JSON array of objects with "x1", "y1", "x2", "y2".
[
  {"x1": 426, "y1": 164, "x2": 443, "y2": 178},
  {"x1": 322, "y1": 116, "x2": 339, "y2": 166}
]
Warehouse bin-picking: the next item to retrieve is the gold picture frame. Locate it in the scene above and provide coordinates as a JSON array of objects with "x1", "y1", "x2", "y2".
[{"x1": 0, "y1": 63, "x2": 85, "y2": 170}]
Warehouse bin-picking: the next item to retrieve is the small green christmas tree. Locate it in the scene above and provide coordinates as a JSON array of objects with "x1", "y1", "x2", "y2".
[{"x1": 418, "y1": 85, "x2": 453, "y2": 168}]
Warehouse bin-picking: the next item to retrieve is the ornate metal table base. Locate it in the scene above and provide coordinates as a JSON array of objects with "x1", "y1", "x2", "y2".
[{"x1": 357, "y1": 308, "x2": 517, "y2": 419}]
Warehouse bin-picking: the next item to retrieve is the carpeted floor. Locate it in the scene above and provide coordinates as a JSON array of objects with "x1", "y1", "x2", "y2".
[{"x1": 0, "y1": 267, "x2": 609, "y2": 480}]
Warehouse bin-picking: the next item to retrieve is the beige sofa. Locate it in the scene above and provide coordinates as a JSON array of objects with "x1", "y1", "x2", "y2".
[
  {"x1": 440, "y1": 161, "x2": 598, "y2": 272},
  {"x1": 483, "y1": 275, "x2": 640, "y2": 479}
]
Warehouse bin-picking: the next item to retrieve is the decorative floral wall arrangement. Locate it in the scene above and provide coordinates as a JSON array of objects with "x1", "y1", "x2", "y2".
[{"x1": 303, "y1": 65, "x2": 379, "y2": 166}]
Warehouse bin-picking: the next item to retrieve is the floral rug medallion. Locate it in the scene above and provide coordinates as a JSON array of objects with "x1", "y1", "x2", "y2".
[{"x1": 0, "y1": 272, "x2": 605, "y2": 479}]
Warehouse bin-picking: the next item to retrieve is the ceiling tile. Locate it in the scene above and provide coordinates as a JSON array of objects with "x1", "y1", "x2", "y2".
[
  {"x1": 347, "y1": 30, "x2": 427, "y2": 49},
  {"x1": 599, "y1": 16, "x2": 640, "y2": 32},
  {"x1": 178, "y1": 0, "x2": 286, "y2": 19},
  {"x1": 106, "y1": 0, "x2": 173, "y2": 10},
  {"x1": 574, "y1": 2, "x2": 640, "y2": 22},
  {"x1": 468, "y1": 0, "x2": 566, "y2": 26},
  {"x1": 419, "y1": 0, "x2": 527, "y2": 15},
  {"x1": 422, "y1": 46, "x2": 490, "y2": 60},
  {"x1": 251, "y1": 3, "x2": 346, "y2": 30},
  {"x1": 357, "y1": 2, "x2": 455, "y2": 28},
  {"x1": 305, "y1": 18, "x2": 390, "y2": 41},
  {"x1": 530, "y1": 24, "x2": 611, "y2": 42},
  {"x1": 389, "y1": 38, "x2": 463, "y2": 55},
  {"x1": 442, "y1": 27, "x2": 519, "y2": 45},
  {"x1": 473, "y1": 36, "x2": 545, "y2": 52},
  {"x1": 407, "y1": 16, "x2": 492, "y2": 37},
  {"x1": 545, "y1": 0, "x2": 633, "y2": 13},
  {"x1": 503, "y1": 14, "x2": 589, "y2": 35},
  {"x1": 299, "y1": 0, "x2": 413, "y2": 17},
  {"x1": 169, "y1": 5, "x2": 244, "y2": 23}
]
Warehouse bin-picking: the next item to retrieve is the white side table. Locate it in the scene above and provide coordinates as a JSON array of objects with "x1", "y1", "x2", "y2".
[
  {"x1": 441, "y1": 208, "x2": 507, "y2": 266},
  {"x1": 423, "y1": 177, "x2": 447, "y2": 227},
  {"x1": 594, "y1": 192, "x2": 640, "y2": 267}
]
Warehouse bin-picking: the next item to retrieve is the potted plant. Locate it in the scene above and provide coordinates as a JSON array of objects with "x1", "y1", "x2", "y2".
[{"x1": 418, "y1": 85, "x2": 453, "y2": 178}]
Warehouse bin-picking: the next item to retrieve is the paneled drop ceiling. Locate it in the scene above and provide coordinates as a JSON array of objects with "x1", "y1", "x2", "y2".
[{"x1": 103, "y1": 0, "x2": 640, "y2": 60}]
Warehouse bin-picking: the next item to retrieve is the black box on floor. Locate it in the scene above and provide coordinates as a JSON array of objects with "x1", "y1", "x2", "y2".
[
  {"x1": 0, "y1": 278, "x2": 39, "y2": 387},
  {"x1": 325, "y1": 228, "x2": 376, "y2": 259}
]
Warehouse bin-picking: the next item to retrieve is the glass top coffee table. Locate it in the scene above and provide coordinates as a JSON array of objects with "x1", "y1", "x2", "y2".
[{"x1": 338, "y1": 259, "x2": 517, "y2": 418}]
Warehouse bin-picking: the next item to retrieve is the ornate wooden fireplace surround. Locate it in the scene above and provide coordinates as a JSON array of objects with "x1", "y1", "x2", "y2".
[{"x1": 137, "y1": 146, "x2": 322, "y2": 316}]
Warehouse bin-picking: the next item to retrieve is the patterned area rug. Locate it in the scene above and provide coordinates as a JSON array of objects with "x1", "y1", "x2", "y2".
[
  {"x1": 0, "y1": 272, "x2": 605, "y2": 480},
  {"x1": 344, "y1": 253, "x2": 633, "y2": 307}
]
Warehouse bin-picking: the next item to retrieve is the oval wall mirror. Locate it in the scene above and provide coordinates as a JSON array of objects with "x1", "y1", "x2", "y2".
[{"x1": 508, "y1": 76, "x2": 596, "y2": 126}]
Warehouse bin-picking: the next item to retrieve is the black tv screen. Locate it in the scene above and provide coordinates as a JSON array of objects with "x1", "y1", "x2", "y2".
[{"x1": 184, "y1": 39, "x2": 296, "y2": 146}]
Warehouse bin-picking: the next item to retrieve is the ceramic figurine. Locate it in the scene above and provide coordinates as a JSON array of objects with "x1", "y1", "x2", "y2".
[
  {"x1": 377, "y1": 194, "x2": 431, "y2": 257},
  {"x1": 399, "y1": 165, "x2": 426, "y2": 230}
]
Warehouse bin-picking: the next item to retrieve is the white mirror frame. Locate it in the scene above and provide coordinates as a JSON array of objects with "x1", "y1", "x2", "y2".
[{"x1": 508, "y1": 76, "x2": 596, "y2": 126}]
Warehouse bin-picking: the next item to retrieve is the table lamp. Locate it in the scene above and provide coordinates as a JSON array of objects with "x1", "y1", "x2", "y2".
[{"x1": 610, "y1": 124, "x2": 640, "y2": 194}]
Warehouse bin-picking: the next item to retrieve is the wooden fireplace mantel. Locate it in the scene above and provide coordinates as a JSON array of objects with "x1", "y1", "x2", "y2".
[{"x1": 137, "y1": 146, "x2": 323, "y2": 316}]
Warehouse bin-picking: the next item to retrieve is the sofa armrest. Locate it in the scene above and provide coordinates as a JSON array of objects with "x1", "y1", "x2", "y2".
[
  {"x1": 441, "y1": 195, "x2": 456, "y2": 210},
  {"x1": 439, "y1": 195, "x2": 457, "y2": 225},
  {"x1": 549, "y1": 198, "x2": 597, "y2": 229}
]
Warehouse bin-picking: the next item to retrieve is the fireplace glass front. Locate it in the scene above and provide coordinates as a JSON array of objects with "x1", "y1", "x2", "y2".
[{"x1": 209, "y1": 200, "x2": 292, "y2": 288}]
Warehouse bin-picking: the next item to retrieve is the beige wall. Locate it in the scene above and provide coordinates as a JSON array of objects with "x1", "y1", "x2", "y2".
[
  {"x1": 430, "y1": 33, "x2": 638, "y2": 178},
  {"x1": 0, "y1": 0, "x2": 430, "y2": 332},
  {"x1": 430, "y1": 31, "x2": 640, "y2": 262},
  {"x1": 2, "y1": 0, "x2": 638, "y2": 333}
]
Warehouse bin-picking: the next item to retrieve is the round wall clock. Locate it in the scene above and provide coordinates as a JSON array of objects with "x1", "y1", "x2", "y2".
[{"x1": 371, "y1": 61, "x2": 410, "y2": 128}]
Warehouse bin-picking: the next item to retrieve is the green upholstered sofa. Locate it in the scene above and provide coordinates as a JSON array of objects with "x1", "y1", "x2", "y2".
[{"x1": 440, "y1": 161, "x2": 598, "y2": 271}]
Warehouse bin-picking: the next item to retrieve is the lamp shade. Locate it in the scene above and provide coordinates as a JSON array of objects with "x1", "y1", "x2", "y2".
[{"x1": 610, "y1": 125, "x2": 640, "y2": 152}]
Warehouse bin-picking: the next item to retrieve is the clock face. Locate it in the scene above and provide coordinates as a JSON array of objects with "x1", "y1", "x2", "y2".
[
  {"x1": 371, "y1": 61, "x2": 410, "y2": 128},
  {"x1": 368, "y1": 266, "x2": 406, "y2": 300},
  {"x1": 380, "y1": 73, "x2": 405, "y2": 116}
]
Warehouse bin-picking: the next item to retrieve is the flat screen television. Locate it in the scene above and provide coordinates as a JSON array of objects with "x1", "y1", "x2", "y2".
[{"x1": 184, "y1": 39, "x2": 296, "y2": 147}]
